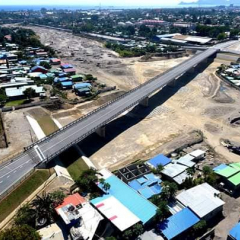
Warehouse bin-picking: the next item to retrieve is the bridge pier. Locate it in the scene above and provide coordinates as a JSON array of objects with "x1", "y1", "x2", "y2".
[
  {"x1": 140, "y1": 97, "x2": 149, "y2": 107},
  {"x1": 167, "y1": 79, "x2": 176, "y2": 87},
  {"x1": 96, "y1": 126, "x2": 106, "y2": 138}
]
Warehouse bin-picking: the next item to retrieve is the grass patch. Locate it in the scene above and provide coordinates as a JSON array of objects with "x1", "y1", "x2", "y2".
[
  {"x1": 5, "y1": 99, "x2": 27, "y2": 107},
  {"x1": 37, "y1": 116, "x2": 58, "y2": 135},
  {"x1": 0, "y1": 170, "x2": 50, "y2": 223},
  {"x1": 59, "y1": 147, "x2": 89, "y2": 181}
]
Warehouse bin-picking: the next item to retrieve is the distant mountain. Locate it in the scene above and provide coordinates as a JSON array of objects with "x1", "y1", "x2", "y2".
[{"x1": 179, "y1": 0, "x2": 240, "y2": 6}]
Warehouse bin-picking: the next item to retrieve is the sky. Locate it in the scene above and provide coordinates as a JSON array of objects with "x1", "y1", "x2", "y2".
[{"x1": 1, "y1": 0, "x2": 198, "y2": 6}]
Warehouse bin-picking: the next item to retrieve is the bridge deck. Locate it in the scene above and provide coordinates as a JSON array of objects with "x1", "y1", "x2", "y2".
[{"x1": 0, "y1": 41, "x2": 236, "y2": 197}]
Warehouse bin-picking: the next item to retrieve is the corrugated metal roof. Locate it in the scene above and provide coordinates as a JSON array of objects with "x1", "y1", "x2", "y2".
[
  {"x1": 92, "y1": 169, "x2": 157, "y2": 225},
  {"x1": 189, "y1": 149, "x2": 205, "y2": 158},
  {"x1": 213, "y1": 164, "x2": 228, "y2": 172},
  {"x1": 216, "y1": 166, "x2": 239, "y2": 178},
  {"x1": 61, "y1": 81, "x2": 73, "y2": 86},
  {"x1": 173, "y1": 171, "x2": 188, "y2": 185},
  {"x1": 158, "y1": 208, "x2": 200, "y2": 240},
  {"x1": 229, "y1": 222, "x2": 240, "y2": 240},
  {"x1": 162, "y1": 163, "x2": 187, "y2": 178},
  {"x1": 176, "y1": 183, "x2": 225, "y2": 218},
  {"x1": 228, "y1": 172, "x2": 240, "y2": 186},
  {"x1": 175, "y1": 154, "x2": 195, "y2": 167},
  {"x1": 91, "y1": 195, "x2": 140, "y2": 231},
  {"x1": 147, "y1": 154, "x2": 171, "y2": 168},
  {"x1": 74, "y1": 83, "x2": 92, "y2": 89},
  {"x1": 229, "y1": 163, "x2": 240, "y2": 170}
]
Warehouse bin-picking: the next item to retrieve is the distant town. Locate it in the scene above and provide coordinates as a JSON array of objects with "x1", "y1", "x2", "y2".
[{"x1": 1, "y1": 4, "x2": 240, "y2": 240}]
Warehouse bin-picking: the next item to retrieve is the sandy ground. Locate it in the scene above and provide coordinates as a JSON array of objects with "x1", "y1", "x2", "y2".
[
  {"x1": 0, "y1": 108, "x2": 38, "y2": 161},
  {"x1": 79, "y1": 59, "x2": 240, "y2": 170},
  {"x1": 22, "y1": 25, "x2": 190, "y2": 91}
]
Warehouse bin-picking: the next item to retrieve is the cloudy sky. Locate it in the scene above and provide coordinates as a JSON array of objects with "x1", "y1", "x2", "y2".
[{"x1": 2, "y1": 0, "x2": 198, "y2": 6}]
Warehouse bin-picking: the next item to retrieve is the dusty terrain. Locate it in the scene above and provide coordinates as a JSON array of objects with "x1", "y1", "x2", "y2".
[
  {"x1": 2, "y1": 26, "x2": 240, "y2": 173},
  {"x1": 23, "y1": 25, "x2": 190, "y2": 90}
]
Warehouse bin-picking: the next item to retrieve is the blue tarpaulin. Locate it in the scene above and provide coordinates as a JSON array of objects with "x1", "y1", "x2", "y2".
[
  {"x1": 158, "y1": 208, "x2": 200, "y2": 240},
  {"x1": 213, "y1": 164, "x2": 228, "y2": 172},
  {"x1": 229, "y1": 222, "x2": 240, "y2": 240},
  {"x1": 147, "y1": 154, "x2": 171, "y2": 168}
]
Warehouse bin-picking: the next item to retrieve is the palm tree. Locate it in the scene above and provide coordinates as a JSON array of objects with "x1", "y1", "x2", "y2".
[
  {"x1": 31, "y1": 192, "x2": 54, "y2": 221},
  {"x1": 103, "y1": 182, "x2": 111, "y2": 193}
]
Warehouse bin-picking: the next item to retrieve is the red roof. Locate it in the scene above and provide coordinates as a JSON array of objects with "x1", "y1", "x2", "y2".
[
  {"x1": 64, "y1": 68, "x2": 76, "y2": 73},
  {"x1": 55, "y1": 193, "x2": 86, "y2": 212}
]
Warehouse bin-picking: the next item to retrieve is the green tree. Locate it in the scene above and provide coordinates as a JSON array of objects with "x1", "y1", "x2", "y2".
[
  {"x1": 193, "y1": 220, "x2": 207, "y2": 235},
  {"x1": 0, "y1": 224, "x2": 41, "y2": 240},
  {"x1": 23, "y1": 88, "x2": 36, "y2": 100},
  {"x1": 155, "y1": 201, "x2": 170, "y2": 222},
  {"x1": 49, "y1": 190, "x2": 65, "y2": 208},
  {"x1": 40, "y1": 61, "x2": 51, "y2": 70},
  {"x1": 76, "y1": 168, "x2": 98, "y2": 192},
  {"x1": 0, "y1": 89, "x2": 7, "y2": 105},
  {"x1": 14, "y1": 204, "x2": 37, "y2": 228},
  {"x1": 217, "y1": 32, "x2": 227, "y2": 40},
  {"x1": 202, "y1": 166, "x2": 211, "y2": 177},
  {"x1": 103, "y1": 182, "x2": 111, "y2": 193},
  {"x1": 132, "y1": 223, "x2": 144, "y2": 236},
  {"x1": 161, "y1": 181, "x2": 178, "y2": 200},
  {"x1": 122, "y1": 229, "x2": 133, "y2": 240},
  {"x1": 186, "y1": 167, "x2": 195, "y2": 176}
]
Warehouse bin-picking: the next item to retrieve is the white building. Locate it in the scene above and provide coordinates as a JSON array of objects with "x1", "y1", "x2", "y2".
[{"x1": 176, "y1": 183, "x2": 225, "y2": 220}]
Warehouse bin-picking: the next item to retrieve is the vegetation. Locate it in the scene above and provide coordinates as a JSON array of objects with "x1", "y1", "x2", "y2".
[
  {"x1": 40, "y1": 61, "x2": 51, "y2": 70},
  {"x1": 23, "y1": 88, "x2": 36, "y2": 100},
  {"x1": 193, "y1": 220, "x2": 207, "y2": 235},
  {"x1": 14, "y1": 190, "x2": 65, "y2": 228},
  {"x1": 0, "y1": 170, "x2": 50, "y2": 223},
  {"x1": 122, "y1": 223, "x2": 144, "y2": 240},
  {"x1": 196, "y1": 24, "x2": 229, "y2": 38},
  {"x1": 4, "y1": 99, "x2": 27, "y2": 107},
  {"x1": 155, "y1": 201, "x2": 171, "y2": 222},
  {"x1": 0, "y1": 89, "x2": 7, "y2": 105},
  {"x1": 152, "y1": 164, "x2": 164, "y2": 174},
  {"x1": 161, "y1": 181, "x2": 178, "y2": 200},
  {"x1": 76, "y1": 168, "x2": 98, "y2": 193},
  {"x1": 0, "y1": 224, "x2": 41, "y2": 240}
]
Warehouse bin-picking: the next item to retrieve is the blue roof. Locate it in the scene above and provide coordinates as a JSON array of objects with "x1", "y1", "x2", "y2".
[
  {"x1": 74, "y1": 83, "x2": 91, "y2": 89},
  {"x1": 61, "y1": 81, "x2": 73, "y2": 86},
  {"x1": 54, "y1": 77, "x2": 70, "y2": 83},
  {"x1": 147, "y1": 154, "x2": 171, "y2": 168},
  {"x1": 213, "y1": 164, "x2": 228, "y2": 172},
  {"x1": 128, "y1": 173, "x2": 162, "y2": 199},
  {"x1": 230, "y1": 222, "x2": 240, "y2": 240},
  {"x1": 91, "y1": 175, "x2": 157, "y2": 224},
  {"x1": 61, "y1": 64, "x2": 73, "y2": 69},
  {"x1": 158, "y1": 208, "x2": 200, "y2": 240}
]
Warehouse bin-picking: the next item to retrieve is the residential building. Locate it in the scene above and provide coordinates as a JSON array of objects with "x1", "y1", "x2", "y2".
[
  {"x1": 37, "y1": 223, "x2": 64, "y2": 240},
  {"x1": 91, "y1": 169, "x2": 157, "y2": 232},
  {"x1": 228, "y1": 222, "x2": 240, "y2": 240},
  {"x1": 176, "y1": 183, "x2": 225, "y2": 221},
  {"x1": 158, "y1": 207, "x2": 200, "y2": 240},
  {"x1": 146, "y1": 154, "x2": 172, "y2": 169}
]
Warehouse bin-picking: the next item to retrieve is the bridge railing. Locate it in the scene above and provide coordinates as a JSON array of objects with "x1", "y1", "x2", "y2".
[{"x1": 24, "y1": 49, "x2": 208, "y2": 151}]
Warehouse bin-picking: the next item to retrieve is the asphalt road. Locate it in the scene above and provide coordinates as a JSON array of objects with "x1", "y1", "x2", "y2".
[{"x1": 0, "y1": 41, "x2": 236, "y2": 197}]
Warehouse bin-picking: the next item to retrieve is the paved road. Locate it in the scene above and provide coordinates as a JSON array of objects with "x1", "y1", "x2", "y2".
[{"x1": 0, "y1": 41, "x2": 236, "y2": 197}]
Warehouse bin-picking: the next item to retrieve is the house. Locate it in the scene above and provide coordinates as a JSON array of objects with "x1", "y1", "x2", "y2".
[
  {"x1": 176, "y1": 183, "x2": 225, "y2": 221},
  {"x1": 74, "y1": 83, "x2": 92, "y2": 90},
  {"x1": 54, "y1": 77, "x2": 71, "y2": 84},
  {"x1": 50, "y1": 58, "x2": 61, "y2": 65},
  {"x1": 37, "y1": 223, "x2": 64, "y2": 240},
  {"x1": 146, "y1": 154, "x2": 172, "y2": 169},
  {"x1": 174, "y1": 154, "x2": 196, "y2": 168},
  {"x1": 91, "y1": 169, "x2": 157, "y2": 232},
  {"x1": 128, "y1": 173, "x2": 162, "y2": 199},
  {"x1": 71, "y1": 74, "x2": 84, "y2": 82},
  {"x1": 228, "y1": 222, "x2": 240, "y2": 240},
  {"x1": 56, "y1": 193, "x2": 103, "y2": 240},
  {"x1": 189, "y1": 149, "x2": 206, "y2": 160},
  {"x1": 60, "y1": 81, "x2": 73, "y2": 89},
  {"x1": 61, "y1": 63, "x2": 74, "y2": 69},
  {"x1": 158, "y1": 208, "x2": 200, "y2": 240},
  {"x1": 5, "y1": 85, "x2": 45, "y2": 99},
  {"x1": 63, "y1": 68, "x2": 76, "y2": 76},
  {"x1": 30, "y1": 66, "x2": 48, "y2": 74},
  {"x1": 161, "y1": 163, "x2": 188, "y2": 185}
]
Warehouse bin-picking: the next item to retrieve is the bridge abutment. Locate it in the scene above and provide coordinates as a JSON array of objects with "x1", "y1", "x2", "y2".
[{"x1": 96, "y1": 126, "x2": 106, "y2": 138}]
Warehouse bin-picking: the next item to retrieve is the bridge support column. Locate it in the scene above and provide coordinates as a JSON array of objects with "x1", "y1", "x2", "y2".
[
  {"x1": 96, "y1": 126, "x2": 106, "y2": 138},
  {"x1": 140, "y1": 97, "x2": 149, "y2": 107},
  {"x1": 188, "y1": 67, "x2": 196, "y2": 74},
  {"x1": 167, "y1": 79, "x2": 176, "y2": 87}
]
